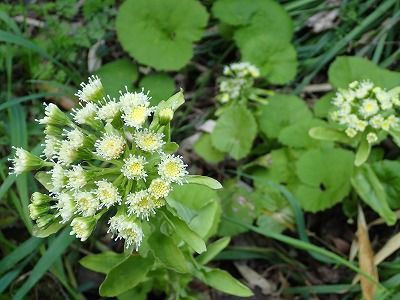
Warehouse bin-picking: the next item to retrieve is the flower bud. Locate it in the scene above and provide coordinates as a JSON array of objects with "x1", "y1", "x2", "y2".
[
  {"x1": 159, "y1": 108, "x2": 174, "y2": 125},
  {"x1": 70, "y1": 216, "x2": 97, "y2": 241}
]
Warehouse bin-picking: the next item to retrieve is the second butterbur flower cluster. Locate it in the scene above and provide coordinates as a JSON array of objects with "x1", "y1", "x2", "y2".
[
  {"x1": 10, "y1": 76, "x2": 189, "y2": 250},
  {"x1": 330, "y1": 80, "x2": 400, "y2": 144},
  {"x1": 217, "y1": 62, "x2": 260, "y2": 104}
]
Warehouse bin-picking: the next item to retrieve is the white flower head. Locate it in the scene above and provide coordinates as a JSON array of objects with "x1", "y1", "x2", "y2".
[
  {"x1": 58, "y1": 140, "x2": 78, "y2": 165},
  {"x1": 122, "y1": 103, "x2": 154, "y2": 129},
  {"x1": 54, "y1": 193, "x2": 76, "y2": 223},
  {"x1": 148, "y1": 178, "x2": 171, "y2": 199},
  {"x1": 108, "y1": 214, "x2": 143, "y2": 250},
  {"x1": 73, "y1": 103, "x2": 98, "y2": 125},
  {"x1": 70, "y1": 216, "x2": 97, "y2": 241},
  {"x1": 382, "y1": 115, "x2": 398, "y2": 131},
  {"x1": 94, "y1": 133, "x2": 125, "y2": 160},
  {"x1": 119, "y1": 88, "x2": 151, "y2": 109},
  {"x1": 65, "y1": 165, "x2": 87, "y2": 191},
  {"x1": 65, "y1": 128, "x2": 85, "y2": 148},
  {"x1": 75, "y1": 75, "x2": 104, "y2": 103},
  {"x1": 31, "y1": 192, "x2": 52, "y2": 206},
  {"x1": 158, "y1": 154, "x2": 188, "y2": 184},
  {"x1": 95, "y1": 180, "x2": 121, "y2": 208},
  {"x1": 367, "y1": 132, "x2": 378, "y2": 144},
  {"x1": 126, "y1": 190, "x2": 157, "y2": 220},
  {"x1": 9, "y1": 147, "x2": 45, "y2": 175},
  {"x1": 121, "y1": 155, "x2": 147, "y2": 180},
  {"x1": 97, "y1": 96, "x2": 121, "y2": 122},
  {"x1": 134, "y1": 129, "x2": 164, "y2": 153},
  {"x1": 75, "y1": 191, "x2": 99, "y2": 217},
  {"x1": 42, "y1": 136, "x2": 60, "y2": 160},
  {"x1": 359, "y1": 99, "x2": 379, "y2": 118},
  {"x1": 48, "y1": 164, "x2": 66, "y2": 193}
]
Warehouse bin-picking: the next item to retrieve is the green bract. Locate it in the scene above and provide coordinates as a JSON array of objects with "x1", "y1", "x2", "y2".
[{"x1": 116, "y1": 0, "x2": 209, "y2": 70}]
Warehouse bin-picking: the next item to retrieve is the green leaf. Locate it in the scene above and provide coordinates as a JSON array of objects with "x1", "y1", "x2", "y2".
[
  {"x1": 328, "y1": 56, "x2": 400, "y2": 89},
  {"x1": 372, "y1": 160, "x2": 400, "y2": 209},
  {"x1": 193, "y1": 133, "x2": 225, "y2": 164},
  {"x1": 258, "y1": 94, "x2": 312, "y2": 139},
  {"x1": 196, "y1": 237, "x2": 230, "y2": 265},
  {"x1": 13, "y1": 228, "x2": 75, "y2": 300},
  {"x1": 34, "y1": 171, "x2": 53, "y2": 191},
  {"x1": 116, "y1": 0, "x2": 208, "y2": 70},
  {"x1": 212, "y1": 0, "x2": 293, "y2": 42},
  {"x1": 168, "y1": 184, "x2": 221, "y2": 238},
  {"x1": 148, "y1": 232, "x2": 189, "y2": 273},
  {"x1": 95, "y1": 59, "x2": 138, "y2": 97},
  {"x1": 211, "y1": 104, "x2": 257, "y2": 160},
  {"x1": 195, "y1": 267, "x2": 253, "y2": 297},
  {"x1": 218, "y1": 180, "x2": 256, "y2": 236},
  {"x1": 80, "y1": 252, "x2": 127, "y2": 274},
  {"x1": 278, "y1": 119, "x2": 330, "y2": 148},
  {"x1": 163, "y1": 210, "x2": 206, "y2": 254},
  {"x1": 0, "y1": 237, "x2": 43, "y2": 275},
  {"x1": 351, "y1": 165, "x2": 396, "y2": 225},
  {"x1": 139, "y1": 73, "x2": 175, "y2": 106},
  {"x1": 163, "y1": 142, "x2": 179, "y2": 154},
  {"x1": 32, "y1": 222, "x2": 64, "y2": 238},
  {"x1": 240, "y1": 35, "x2": 297, "y2": 84},
  {"x1": 309, "y1": 126, "x2": 353, "y2": 144},
  {"x1": 294, "y1": 148, "x2": 354, "y2": 212},
  {"x1": 186, "y1": 175, "x2": 222, "y2": 190},
  {"x1": 355, "y1": 137, "x2": 371, "y2": 167},
  {"x1": 99, "y1": 256, "x2": 154, "y2": 297},
  {"x1": 314, "y1": 92, "x2": 335, "y2": 118}
]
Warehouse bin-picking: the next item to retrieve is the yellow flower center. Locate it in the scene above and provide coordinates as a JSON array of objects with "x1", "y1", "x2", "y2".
[
  {"x1": 164, "y1": 161, "x2": 180, "y2": 177},
  {"x1": 128, "y1": 162, "x2": 143, "y2": 175},
  {"x1": 130, "y1": 106, "x2": 147, "y2": 123}
]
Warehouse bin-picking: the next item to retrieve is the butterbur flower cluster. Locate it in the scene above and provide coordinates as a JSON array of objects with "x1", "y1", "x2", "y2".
[
  {"x1": 10, "y1": 76, "x2": 189, "y2": 250},
  {"x1": 217, "y1": 62, "x2": 260, "y2": 103},
  {"x1": 330, "y1": 80, "x2": 400, "y2": 144}
]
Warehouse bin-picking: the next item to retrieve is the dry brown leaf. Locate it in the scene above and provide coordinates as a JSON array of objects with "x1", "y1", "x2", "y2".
[
  {"x1": 374, "y1": 231, "x2": 400, "y2": 265},
  {"x1": 357, "y1": 206, "x2": 378, "y2": 300},
  {"x1": 234, "y1": 262, "x2": 276, "y2": 295}
]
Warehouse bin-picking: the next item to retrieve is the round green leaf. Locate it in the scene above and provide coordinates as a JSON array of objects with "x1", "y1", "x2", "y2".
[
  {"x1": 328, "y1": 56, "x2": 400, "y2": 89},
  {"x1": 294, "y1": 148, "x2": 354, "y2": 212},
  {"x1": 240, "y1": 35, "x2": 297, "y2": 84},
  {"x1": 193, "y1": 133, "x2": 225, "y2": 164},
  {"x1": 211, "y1": 104, "x2": 257, "y2": 160},
  {"x1": 212, "y1": 0, "x2": 292, "y2": 41},
  {"x1": 278, "y1": 118, "x2": 330, "y2": 148},
  {"x1": 95, "y1": 59, "x2": 138, "y2": 97},
  {"x1": 258, "y1": 94, "x2": 312, "y2": 139},
  {"x1": 139, "y1": 73, "x2": 175, "y2": 105},
  {"x1": 116, "y1": 0, "x2": 208, "y2": 70}
]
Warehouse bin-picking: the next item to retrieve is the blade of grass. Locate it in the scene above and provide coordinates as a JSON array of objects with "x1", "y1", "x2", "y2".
[
  {"x1": 295, "y1": 0, "x2": 398, "y2": 93},
  {"x1": 222, "y1": 215, "x2": 382, "y2": 289},
  {"x1": 0, "y1": 255, "x2": 34, "y2": 294},
  {"x1": 13, "y1": 227, "x2": 75, "y2": 300},
  {"x1": 0, "y1": 236, "x2": 43, "y2": 274},
  {"x1": 0, "y1": 92, "x2": 65, "y2": 111}
]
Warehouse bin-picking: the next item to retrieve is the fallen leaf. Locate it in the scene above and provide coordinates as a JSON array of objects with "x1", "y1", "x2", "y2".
[{"x1": 357, "y1": 206, "x2": 378, "y2": 300}]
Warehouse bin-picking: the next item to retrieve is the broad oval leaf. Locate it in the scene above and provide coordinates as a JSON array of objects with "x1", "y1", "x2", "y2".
[
  {"x1": 116, "y1": 0, "x2": 208, "y2": 70},
  {"x1": 351, "y1": 165, "x2": 396, "y2": 226},
  {"x1": 139, "y1": 73, "x2": 175, "y2": 105},
  {"x1": 309, "y1": 126, "x2": 353, "y2": 144},
  {"x1": 211, "y1": 104, "x2": 257, "y2": 160},
  {"x1": 80, "y1": 251, "x2": 127, "y2": 274},
  {"x1": 186, "y1": 175, "x2": 222, "y2": 190},
  {"x1": 148, "y1": 232, "x2": 189, "y2": 273},
  {"x1": 196, "y1": 237, "x2": 231, "y2": 265},
  {"x1": 99, "y1": 255, "x2": 154, "y2": 297},
  {"x1": 195, "y1": 267, "x2": 253, "y2": 297}
]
